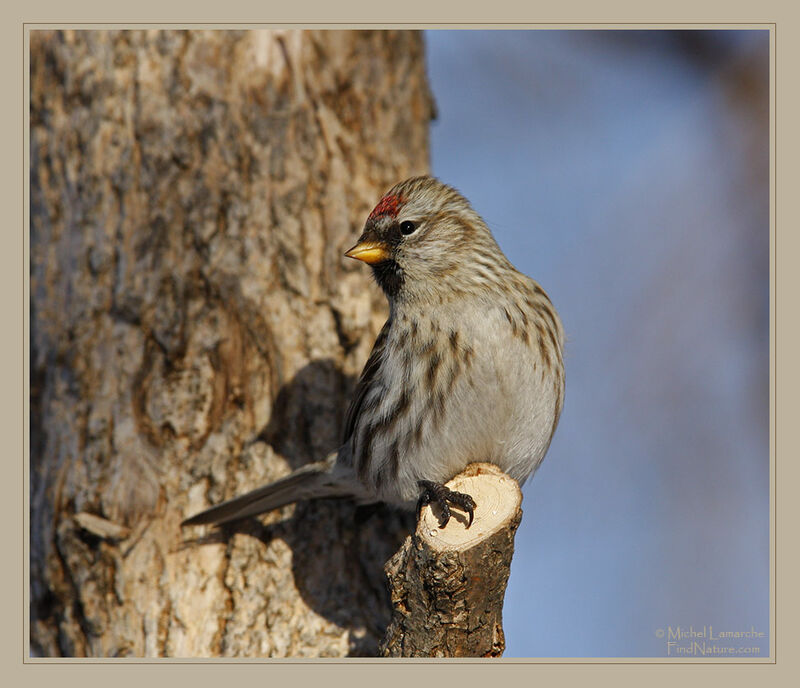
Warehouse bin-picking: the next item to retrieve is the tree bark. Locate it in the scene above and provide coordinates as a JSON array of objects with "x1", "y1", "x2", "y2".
[
  {"x1": 30, "y1": 29, "x2": 434, "y2": 657},
  {"x1": 380, "y1": 463, "x2": 523, "y2": 658}
]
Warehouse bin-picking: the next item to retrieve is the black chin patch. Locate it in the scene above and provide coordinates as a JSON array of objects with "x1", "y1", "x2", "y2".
[{"x1": 371, "y1": 260, "x2": 404, "y2": 298}]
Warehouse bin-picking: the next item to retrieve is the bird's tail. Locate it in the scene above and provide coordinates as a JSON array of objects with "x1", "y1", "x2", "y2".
[{"x1": 181, "y1": 453, "x2": 351, "y2": 527}]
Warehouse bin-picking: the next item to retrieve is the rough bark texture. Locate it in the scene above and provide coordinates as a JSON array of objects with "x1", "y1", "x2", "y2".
[
  {"x1": 380, "y1": 464, "x2": 523, "y2": 658},
  {"x1": 30, "y1": 29, "x2": 434, "y2": 657}
]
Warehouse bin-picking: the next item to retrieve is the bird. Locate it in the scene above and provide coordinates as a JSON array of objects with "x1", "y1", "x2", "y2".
[{"x1": 182, "y1": 176, "x2": 564, "y2": 530}]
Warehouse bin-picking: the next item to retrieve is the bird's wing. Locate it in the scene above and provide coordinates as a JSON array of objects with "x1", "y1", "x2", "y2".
[{"x1": 342, "y1": 318, "x2": 391, "y2": 445}]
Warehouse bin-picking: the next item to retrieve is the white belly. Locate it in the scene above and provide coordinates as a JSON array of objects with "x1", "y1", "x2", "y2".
[{"x1": 363, "y1": 301, "x2": 562, "y2": 504}]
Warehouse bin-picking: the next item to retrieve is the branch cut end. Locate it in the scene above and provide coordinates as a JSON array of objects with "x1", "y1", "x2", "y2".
[{"x1": 418, "y1": 462, "x2": 522, "y2": 552}]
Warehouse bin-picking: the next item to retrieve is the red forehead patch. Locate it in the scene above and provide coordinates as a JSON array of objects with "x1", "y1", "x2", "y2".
[{"x1": 368, "y1": 194, "x2": 403, "y2": 221}]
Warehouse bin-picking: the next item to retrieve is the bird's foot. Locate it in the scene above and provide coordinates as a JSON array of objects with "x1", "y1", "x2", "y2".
[{"x1": 416, "y1": 480, "x2": 476, "y2": 529}]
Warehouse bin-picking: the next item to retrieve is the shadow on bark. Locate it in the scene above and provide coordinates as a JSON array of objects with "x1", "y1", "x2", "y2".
[
  {"x1": 184, "y1": 358, "x2": 414, "y2": 657},
  {"x1": 258, "y1": 358, "x2": 356, "y2": 472}
]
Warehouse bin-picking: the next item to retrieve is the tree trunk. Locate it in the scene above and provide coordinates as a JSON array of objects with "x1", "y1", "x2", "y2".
[
  {"x1": 380, "y1": 464, "x2": 523, "y2": 657},
  {"x1": 29, "y1": 29, "x2": 434, "y2": 658}
]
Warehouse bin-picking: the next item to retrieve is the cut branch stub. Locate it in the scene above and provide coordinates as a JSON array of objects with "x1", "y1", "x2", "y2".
[{"x1": 380, "y1": 463, "x2": 523, "y2": 657}]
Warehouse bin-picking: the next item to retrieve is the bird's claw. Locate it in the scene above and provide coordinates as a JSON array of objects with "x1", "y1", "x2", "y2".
[{"x1": 416, "y1": 480, "x2": 476, "y2": 529}]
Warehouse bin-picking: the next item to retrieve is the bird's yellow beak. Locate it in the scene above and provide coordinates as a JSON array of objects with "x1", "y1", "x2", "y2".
[{"x1": 344, "y1": 240, "x2": 391, "y2": 265}]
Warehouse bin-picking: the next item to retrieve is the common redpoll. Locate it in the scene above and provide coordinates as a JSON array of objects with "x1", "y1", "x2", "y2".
[{"x1": 183, "y1": 176, "x2": 564, "y2": 529}]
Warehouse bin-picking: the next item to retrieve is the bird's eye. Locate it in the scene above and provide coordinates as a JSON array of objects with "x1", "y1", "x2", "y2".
[{"x1": 399, "y1": 220, "x2": 417, "y2": 236}]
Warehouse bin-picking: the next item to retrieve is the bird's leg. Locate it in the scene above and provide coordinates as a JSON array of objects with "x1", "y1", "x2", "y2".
[{"x1": 416, "y1": 480, "x2": 476, "y2": 529}]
